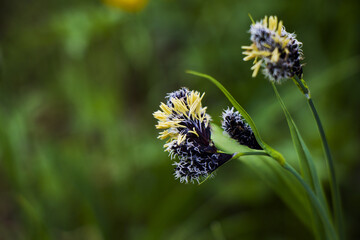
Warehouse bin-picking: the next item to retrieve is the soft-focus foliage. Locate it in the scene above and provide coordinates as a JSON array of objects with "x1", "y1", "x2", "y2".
[{"x1": 0, "y1": 0, "x2": 359, "y2": 239}]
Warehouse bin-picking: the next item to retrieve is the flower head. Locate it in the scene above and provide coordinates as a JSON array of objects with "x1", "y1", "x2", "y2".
[
  {"x1": 153, "y1": 87, "x2": 233, "y2": 183},
  {"x1": 222, "y1": 108, "x2": 261, "y2": 150},
  {"x1": 242, "y1": 16, "x2": 303, "y2": 83}
]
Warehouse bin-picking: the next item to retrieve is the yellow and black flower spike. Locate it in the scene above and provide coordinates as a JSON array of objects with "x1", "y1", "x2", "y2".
[
  {"x1": 153, "y1": 87, "x2": 233, "y2": 183},
  {"x1": 221, "y1": 107, "x2": 262, "y2": 150},
  {"x1": 242, "y1": 16, "x2": 303, "y2": 83}
]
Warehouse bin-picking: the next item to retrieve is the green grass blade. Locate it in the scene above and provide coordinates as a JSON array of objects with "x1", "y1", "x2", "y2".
[
  {"x1": 283, "y1": 163, "x2": 337, "y2": 240},
  {"x1": 271, "y1": 83, "x2": 325, "y2": 198},
  {"x1": 211, "y1": 124, "x2": 313, "y2": 233},
  {"x1": 272, "y1": 83, "x2": 329, "y2": 239},
  {"x1": 291, "y1": 75, "x2": 344, "y2": 239},
  {"x1": 308, "y1": 97, "x2": 344, "y2": 240},
  {"x1": 186, "y1": 70, "x2": 258, "y2": 136},
  {"x1": 186, "y1": 70, "x2": 285, "y2": 165}
]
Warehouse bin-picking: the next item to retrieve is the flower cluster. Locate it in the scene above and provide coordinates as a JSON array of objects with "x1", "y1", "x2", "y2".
[
  {"x1": 221, "y1": 108, "x2": 261, "y2": 150},
  {"x1": 153, "y1": 88, "x2": 233, "y2": 183},
  {"x1": 242, "y1": 16, "x2": 303, "y2": 83}
]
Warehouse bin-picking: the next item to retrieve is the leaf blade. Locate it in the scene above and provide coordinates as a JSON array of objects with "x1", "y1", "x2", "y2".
[
  {"x1": 271, "y1": 83, "x2": 329, "y2": 239},
  {"x1": 186, "y1": 70, "x2": 285, "y2": 165},
  {"x1": 211, "y1": 124, "x2": 313, "y2": 231}
]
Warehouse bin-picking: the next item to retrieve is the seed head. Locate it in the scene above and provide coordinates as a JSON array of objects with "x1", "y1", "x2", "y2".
[
  {"x1": 221, "y1": 108, "x2": 261, "y2": 150},
  {"x1": 153, "y1": 88, "x2": 233, "y2": 183},
  {"x1": 242, "y1": 16, "x2": 303, "y2": 83}
]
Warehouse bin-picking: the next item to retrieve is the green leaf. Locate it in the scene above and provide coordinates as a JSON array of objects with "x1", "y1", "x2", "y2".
[
  {"x1": 271, "y1": 83, "x2": 327, "y2": 203},
  {"x1": 186, "y1": 70, "x2": 285, "y2": 165},
  {"x1": 211, "y1": 124, "x2": 313, "y2": 232},
  {"x1": 271, "y1": 83, "x2": 329, "y2": 239}
]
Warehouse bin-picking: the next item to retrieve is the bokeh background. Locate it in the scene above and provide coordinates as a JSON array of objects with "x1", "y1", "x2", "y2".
[{"x1": 0, "y1": 0, "x2": 359, "y2": 239}]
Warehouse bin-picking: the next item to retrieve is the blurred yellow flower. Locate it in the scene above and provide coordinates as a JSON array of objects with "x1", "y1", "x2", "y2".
[{"x1": 103, "y1": 0, "x2": 148, "y2": 13}]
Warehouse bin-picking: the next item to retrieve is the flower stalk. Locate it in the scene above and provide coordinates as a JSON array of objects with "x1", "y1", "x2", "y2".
[
  {"x1": 232, "y1": 151, "x2": 269, "y2": 159},
  {"x1": 292, "y1": 75, "x2": 344, "y2": 240}
]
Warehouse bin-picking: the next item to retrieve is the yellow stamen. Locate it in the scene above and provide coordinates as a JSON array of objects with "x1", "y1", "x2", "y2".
[
  {"x1": 282, "y1": 38, "x2": 291, "y2": 48},
  {"x1": 263, "y1": 43, "x2": 271, "y2": 49},
  {"x1": 277, "y1": 20, "x2": 283, "y2": 35},
  {"x1": 188, "y1": 92, "x2": 204, "y2": 118},
  {"x1": 187, "y1": 91, "x2": 199, "y2": 115},
  {"x1": 263, "y1": 16, "x2": 268, "y2": 28},
  {"x1": 241, "y1": 45, "x2": 254, "y2": 50},
  {"x1": 188, "y1": 128, "x2": 199, "y2": 137},
  {"x1": 253, "y1": 50, "x2": 271, "y2": 57},
  {"x1": 177, "y1": 134, "x2": 186, "y2": 145},
  {"x1": 156, "y1": 120, "x2": 180, "y2": 129},
  {"x1": 172, "y1": 98, "x2": 189, "y2": 116},
  {"x1": 159, "y1": 102, "x2": 172, "y2": 115},
  {"x1": 158, "y1": 130, "x2": 177, "y2": 140},
  {"x1": 271, "y1": 48, "x2": 280, "y2": 62},
  {"x1": 251, "y1": 59, "x2": 263, "y2": 77},
  {"x1": 187, "y1": 91, "x2": 197, "y2": 105},
  {"x1": 243, "y1": 49, "x2": 271, "y2": 61},
  {"x1": 269, "y1": 16, "x2": 278, "y2": 31},
  {"x1": 243, "y1": 54, "x2": 255, "y2": 61},
  {"x1": 271, "y1": 35, "x2": 280, "y2": 44},
  {"x1": 153, "y1": 110, "x2": 168, "y2": 121}
]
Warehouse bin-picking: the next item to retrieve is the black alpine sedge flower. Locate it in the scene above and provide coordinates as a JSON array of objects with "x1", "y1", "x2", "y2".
[
  {"x1": 242, "y1": 16, "x2": 303, "y2": 83},
  {"x1": 221, "y1": 108, "x2": 262, "y2": 150},
  {"x1": 153, "y1": 88, "x2": 233, "y2": 183}
]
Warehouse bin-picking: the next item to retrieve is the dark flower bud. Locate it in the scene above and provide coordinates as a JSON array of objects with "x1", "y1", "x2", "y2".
[{"x1": 221, "y1": 107, "x2": 261, "y2": 150}]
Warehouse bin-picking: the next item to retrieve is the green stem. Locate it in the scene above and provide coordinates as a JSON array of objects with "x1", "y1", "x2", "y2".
[
  {"x1": 292, "y1": 75, "x2": 344, "y2": 239},
  {"x1": 232, "y1": 151, "x2": 270, "y2": 159},
  {"x1": 307, "y1": 98, "x2": 344, "y2": 240},
  {"x1": 283, "y1": 163, "x2": 338, "y2": 240}
]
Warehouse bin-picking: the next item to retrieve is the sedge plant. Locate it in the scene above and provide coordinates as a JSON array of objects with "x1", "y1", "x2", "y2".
[
  {"x1": 153, "y1": 15, "x2": 343, "y2": 240},
  {"x1": 242, "y1": 15, "x2": 343, "y2": 240}
]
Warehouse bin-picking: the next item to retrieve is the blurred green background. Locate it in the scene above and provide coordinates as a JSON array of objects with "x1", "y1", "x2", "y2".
[{"x1": 0, "y1": 0, "x2": 359, "y2": 239}]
